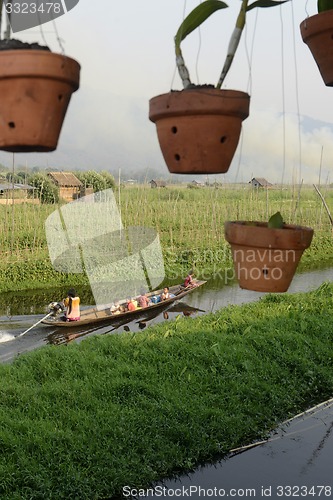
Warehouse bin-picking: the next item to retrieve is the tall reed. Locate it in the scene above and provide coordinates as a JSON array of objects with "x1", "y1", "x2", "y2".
[{"x1": 0, "y1": 184, "x2": 331, "y2": 291}]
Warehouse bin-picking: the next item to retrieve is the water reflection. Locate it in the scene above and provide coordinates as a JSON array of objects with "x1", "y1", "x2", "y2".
[
  {"x1": 0, "y1": 286, "x2": 95, "y2": 317},
  {"x1": 137, "y1": 400, "x2": 333, "y2": 499},
  {"x1": 45, "y1": 301, "x2": 205, "y2": 347}
]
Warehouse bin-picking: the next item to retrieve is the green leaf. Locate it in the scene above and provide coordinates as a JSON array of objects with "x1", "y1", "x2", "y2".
[
  {"x1": 175, "y1": 0, "x2": 228, "y2": 50},
  {"x1": 268, "y1": 211, "x2": 284, "y2": 229},
  {"x1": 317, "y1": 0, "x2": 333, "y2": 12},
  {"x1": 246, "y1": 0, "x2": 289, "y2": 12}
]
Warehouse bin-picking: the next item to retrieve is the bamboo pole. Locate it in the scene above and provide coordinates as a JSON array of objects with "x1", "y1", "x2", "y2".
[
  {"x1": 313, "y1": 184, "x2": 333, "y2": 229},
  {"x1": 17, "y1": 312, "x2": 54, "y2": 338},
  {"x1": 10, "y1": 153, "x2": 15, "y2": 254}
]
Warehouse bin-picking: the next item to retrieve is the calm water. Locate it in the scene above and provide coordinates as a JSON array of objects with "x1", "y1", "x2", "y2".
[{"x1": 135, "y1": 400, "x2": 333, "y2": 499}]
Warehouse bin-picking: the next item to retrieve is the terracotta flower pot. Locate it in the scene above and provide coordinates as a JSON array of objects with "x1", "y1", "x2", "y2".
[
  {"x1": 224, "y1": 221, "x2": 314, "y2": 293},
  {"x1": 149, "y1": 88, "x2": 250, "y2": 175},
  {"x1": 300, "y1": 11, "x2": 333, "y2": 86},
  {"x1": 0, "y1": 50, "x2": 80, "y2": 152}
]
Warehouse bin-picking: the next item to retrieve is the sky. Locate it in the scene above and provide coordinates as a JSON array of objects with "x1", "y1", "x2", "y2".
[{"x1": 0, "y1": 0, "x2": 332, "y2": 184}]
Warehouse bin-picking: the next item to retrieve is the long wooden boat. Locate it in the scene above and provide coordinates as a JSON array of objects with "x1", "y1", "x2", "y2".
[{"x1": 42, "y1": 280, "x2": 206, "y2": 328}]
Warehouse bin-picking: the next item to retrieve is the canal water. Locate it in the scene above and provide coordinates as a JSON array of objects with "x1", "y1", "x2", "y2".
[
  {"x1": 135, "y1": 399, "x2": 333, "y2": 499},
  {"x1": 1, "y1": 266, "x2": 333, "y2": 363},
  {"x1": 1, "y1": 266, "x2": 333, "y2": 362}
]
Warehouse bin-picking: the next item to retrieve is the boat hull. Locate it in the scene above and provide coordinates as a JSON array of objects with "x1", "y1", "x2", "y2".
[{"x1": 42, "y1": 280, "x2": 206, "y2": 328}]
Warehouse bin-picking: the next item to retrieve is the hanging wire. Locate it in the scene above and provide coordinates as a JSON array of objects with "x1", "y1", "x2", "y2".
[
  {"x1": 4, "y1": 0, "x2": 11, "y2": 40},
  {"x1": 233, "y1": 8, "x2": 258, "y2": 183},
  {"x1": 279, "y1": 4, "x2": 286, "y2": 210},
  {"x1": 170, "y1": 63, "x2": 178, "y2": 89},
  {"x1": 0, "y1": 0, "x2": 4, "y2": 40},
  {"x1": 244, "y1": 9, "x2": 259, "y2": 96},
  {"x1": 37, "y1": 0, "x2": 49, "y2": 48},
  {"x1": 171, "y1": 0, "x2": 188, "y2": 88},
  {"x1": 10, "y1": 153, "x2": 15, "y2": 255},
  {"x1": 232, "y1": 128, "x2": 244, "y2": 184},
  {"x1": 39, "y1": 24, "x2": 47, "y2": 45},
  {"x1": 171, "y1": 0, "x2": 203, "y2": 88},
  {"x1": 52, "y1": 17, "x2": 65, "y2": 54},
  {"x1": 195, "y1": 0, "x2": 203, "y2": 84},
  {"x1": 35, "y1": 0, "x2": 65, "y2": 53},
  {"x1": 290, "y1": 0, "x2": 304, "y2": 220},
  {"x1": 290, "y1": 1, "x2": 302, "y2": 185}
]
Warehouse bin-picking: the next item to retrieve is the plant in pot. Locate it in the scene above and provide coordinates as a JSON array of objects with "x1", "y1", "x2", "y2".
[
  {"x1": 300, "y1": 0, "x2": 333, "y2": 86},
  {"x1": 0, "y1": 2, "x2": 80, "y2": 152},
  {"x1": 224, "y1": 212, "x2": 314, "y2": 293},
  {"x1": 149, "y1": 0, "x2": 289, "y2": 175}
]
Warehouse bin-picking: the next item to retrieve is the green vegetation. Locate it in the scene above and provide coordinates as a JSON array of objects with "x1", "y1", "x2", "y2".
[
  {"x1": 0, "y1": 183, "x2": 332, "y2": 292},
  {"x1": 76, "y1": 169, "x2": 116, "y2": 192},
  {"x1": 29, "y1": 173, "x2": 60, "y2": 204},
  {"x1": 0, "y1": 283, "x2": 333, "y2": 498}
]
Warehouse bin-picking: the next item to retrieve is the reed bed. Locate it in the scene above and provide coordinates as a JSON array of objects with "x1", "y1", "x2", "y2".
[
  {"x1": 0, "y1": 184, "x2": 332, "y2": 291},
  {"x1": 119, "y1": 184, "x2": 333, "y2": 276}
]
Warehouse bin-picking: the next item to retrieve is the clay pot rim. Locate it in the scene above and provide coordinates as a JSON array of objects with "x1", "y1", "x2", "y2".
[
  {"x1": 149, "y1": 88, "x2": 250, "y2": 122},
  {"x1": 225, "y1": 220, "x2": 313, "y2": 232},
  {"x1": 151, "y1": 87, "x2": 250, "y2": 96},
  {"x1": 0, "y1": 50, "x2": 80, "y2": 89},
  {"x1": 300, "y1": 10, "x2": 333, "y2": 38},
  {"x1": 224, "y1": 220, "x2": 314, "y2": 250},
  {"x1": 0, "y1": 49, "x2": 79, "y2": 60},
  {"x1": 149, "y1": 87, "x2": 251, "y2": 106}
]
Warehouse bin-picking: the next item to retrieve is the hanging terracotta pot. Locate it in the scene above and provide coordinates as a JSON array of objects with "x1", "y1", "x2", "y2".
[
  {"x1": 0, "y1": 48, "x2": 80, "y2": 152},
  {"x1": 149, "y1": 87, "x2": 250, "y2": 175},
  {"x1": 300, "y1": 11, "x2": 333, "y2": 86},
  {"x1": 224, "y1": 221, "x2": 314, "y2": 293}
]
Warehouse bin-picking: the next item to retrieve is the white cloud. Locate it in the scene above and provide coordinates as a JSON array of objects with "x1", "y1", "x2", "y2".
[{"x1": 229, "y1": 109, "x2": 333, "y2": 184}]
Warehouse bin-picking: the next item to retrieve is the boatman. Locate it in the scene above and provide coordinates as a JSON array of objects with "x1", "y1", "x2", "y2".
[{"x1": 63, "y1": 289, "x2": 80, "y2": 321}]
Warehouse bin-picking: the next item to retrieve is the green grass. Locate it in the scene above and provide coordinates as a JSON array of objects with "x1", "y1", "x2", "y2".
[{"x1": 1, "y1": 282, "x2": 333, "y2": 499}]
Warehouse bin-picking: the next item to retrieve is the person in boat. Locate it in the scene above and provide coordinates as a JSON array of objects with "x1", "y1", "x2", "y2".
[
  {"x1": 63, "y1": 288, "x2": 80, "y2": 322},
  {"x1": 138, "y1": 292, "x2": 150, "y2": 308},
  {"x1": 161, "y1": 287, "x2": 170, "y2": 301},
  {"x1": 184, "y1": 270, "x2": 197, "y2": 288},
  {"x1": 110, "y1": 302, "x2": 121, "y2": 315},
  {"x1": 126, "y1": 298, "x2": 137, "y2": 311}
]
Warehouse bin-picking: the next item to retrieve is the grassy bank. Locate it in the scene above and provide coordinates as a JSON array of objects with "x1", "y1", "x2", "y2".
[
  {"x1": 0, "y1": 184, "x2": 332, "y2": 292},
  {"x1": 1, "y1": 283, "x2": 333, "y2": 499}
]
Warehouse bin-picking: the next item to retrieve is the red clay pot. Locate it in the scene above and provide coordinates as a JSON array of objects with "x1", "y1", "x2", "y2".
[
  {"x1": 224, "y1": 221, "x2": 314, "y2": 293},
  {"x1": 300, "y1": 11, "x2": 333, "y2": 86},
  {"x1": 149, "y1": 88, "x2": 250, "y2": 175},
  {"x1": 0, "y1": 50, "x2": 80, "y2": 152}
]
